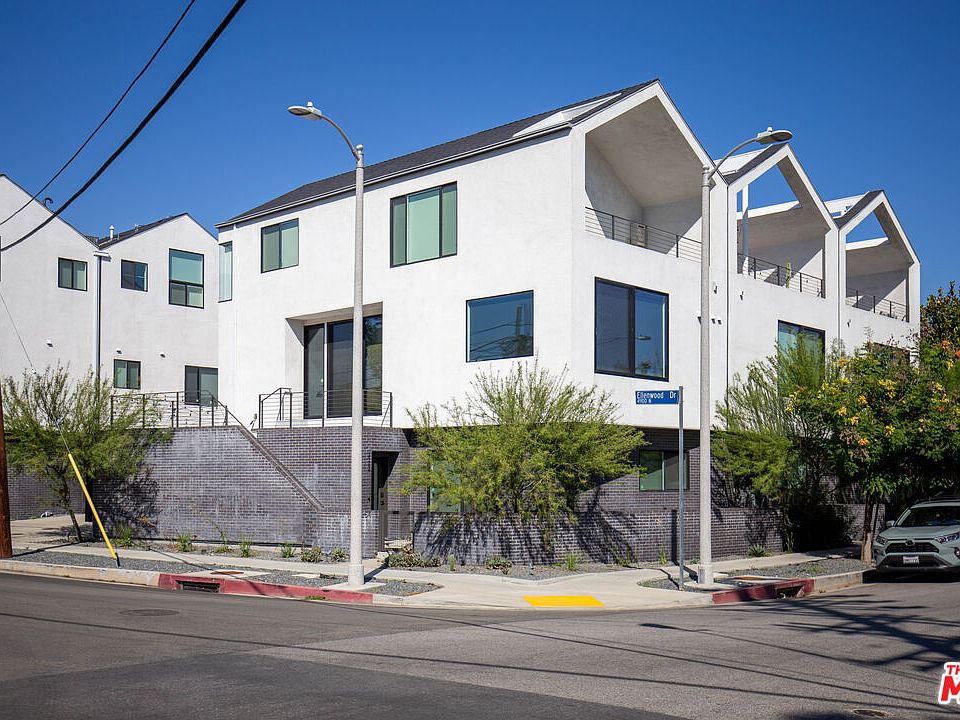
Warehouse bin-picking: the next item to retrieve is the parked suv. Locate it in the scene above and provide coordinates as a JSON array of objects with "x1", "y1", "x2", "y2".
[{"x1": 873, "y1": 498, "x2": 960, "y2": 573}]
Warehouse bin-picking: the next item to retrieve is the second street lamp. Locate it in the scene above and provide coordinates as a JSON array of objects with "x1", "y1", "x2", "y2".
[
  {"x1": 288, "y1": 101, "x2": 366, "y2": 588},
  {"x1": 698, "y1": 127, "x2": 792, "y2": 586}
]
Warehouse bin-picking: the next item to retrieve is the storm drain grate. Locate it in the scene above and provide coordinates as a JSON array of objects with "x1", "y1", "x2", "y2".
[
  {"x1": 119, "y1": 608, "x2": 180, "y2": 617},
  {"x1": 852, "y1": 710, "x2": 890, "y2": 718},
  {"x1": 177, "y1": 580, "x2": 221, "y2": 593}
]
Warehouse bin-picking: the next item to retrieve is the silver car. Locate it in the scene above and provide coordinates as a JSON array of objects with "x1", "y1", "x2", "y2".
[{"x1": 873, "y1": 498, "x2": 960, "y2": 573}]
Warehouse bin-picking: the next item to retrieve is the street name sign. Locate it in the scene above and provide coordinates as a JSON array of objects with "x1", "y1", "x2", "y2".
[{"x1": 635, "y1": 390, "x2": 680, "y2": 405}]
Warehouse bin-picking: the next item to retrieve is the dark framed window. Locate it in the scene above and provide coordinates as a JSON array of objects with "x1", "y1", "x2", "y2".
[
  {"x1": 467, "y1": 291, "x2": 534, "y2": 362},
  {"x1": 391, "y1": 183, "x2": 456, "y2": 266},
  {"x1": 121, "y1": 260, "x2": 148, "y2": 291},
  {"x1": 637, "y1": 450, "x2": 689, "y2": 491},
  {"x1": 777, "y1": 321, "x2": 824, "y2": 356},
  {"x1": 184, "y1": 366, "x2": 218, "y2": 405},
  {"x1": 261, "y1": 219, "x2": 298, "y2": 272},
  {"x1": 169, "y1": 249, "x2": 203, "y2": 307},
  {"x1": 113, "y1": 359, "x2": 141, "y2": 390},
  {"x1": 58, "y1": 258, "x2": 87, "y2": 291},
  {"x1": 303, "y1": 315, "x2": 383, "y2": 420},
  {"x1": 595, "y1": 278, "x2": 668, "y2": 380},
  {"x1": 218, "y1": 242, "x2": 232, "y2": 301}
]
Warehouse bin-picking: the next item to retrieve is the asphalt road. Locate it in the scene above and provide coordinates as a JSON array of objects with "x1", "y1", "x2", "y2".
[{"x1": 0, "y1": 573, "x2": 955, "y2": 719}]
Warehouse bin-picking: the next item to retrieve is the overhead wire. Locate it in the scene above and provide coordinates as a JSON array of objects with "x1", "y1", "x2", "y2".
[
  {"x1": 0, "y1": 0, "x2": 197, "y2": 229},
  {"x1": 0, "y1": 0, "x2": 248, "y2": 253}
]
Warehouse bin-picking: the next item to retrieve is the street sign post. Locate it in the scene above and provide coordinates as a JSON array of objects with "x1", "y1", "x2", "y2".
[{"x1": 636, "y1": 387, "x2": 685, "y2": 589}]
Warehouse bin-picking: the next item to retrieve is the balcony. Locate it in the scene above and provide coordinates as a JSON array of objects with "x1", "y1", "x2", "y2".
[
  {"x1": 258, "y1": 388, "x2": 394, "y2": 429},
  {"x1": 585, "y1": 207, "x2": 701, "y2": 262},
  {"x1": 738, "y1": 253, "x2": 824, "y2": 298},
  {"x1": 846, "y1": 289, "x2": 908, "y2": 322}
]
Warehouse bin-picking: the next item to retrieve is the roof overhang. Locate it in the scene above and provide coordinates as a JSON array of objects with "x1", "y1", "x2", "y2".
[{"x1": 835, "y1": 190, "x2": 919, "y2": 269}]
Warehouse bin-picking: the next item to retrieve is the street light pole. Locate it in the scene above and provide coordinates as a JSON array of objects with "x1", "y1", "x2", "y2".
[
  {"x1": 288, "y1": 102, "x2": 366, "y2": 588},
  {"x1": 698, "y1": 127, "x2": 792, "y2": 586}
]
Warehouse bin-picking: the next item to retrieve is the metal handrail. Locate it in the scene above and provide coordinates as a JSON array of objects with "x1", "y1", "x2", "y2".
[
  {"x1": 845, "y1": 289, "x2": 908, "y2": 322},
  {"x1": 111, "y1": 390, "x2": 237, "y2": 429},
  {"x1": 258, "y1": 388, "x2": 393, "y2": 429},
  {"x1": 737, "y1": 253, "x2": 824, "y2": 298},
  {"x1": 585, "y1": 206, "x2": 701, "y2": 262}
]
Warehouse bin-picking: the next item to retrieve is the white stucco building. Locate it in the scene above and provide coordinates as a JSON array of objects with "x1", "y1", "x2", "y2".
[
  {"x1": 215, "y1": 80, "x2": 920, "y2": 435},
  {"x1": 0, "y1": 175, "x2": 219, "y2": 397}
]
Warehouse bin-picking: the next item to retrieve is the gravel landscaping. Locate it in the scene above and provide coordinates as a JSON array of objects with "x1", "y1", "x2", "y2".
[
  {"x1": 398, "y1": 561, "x2": 631, "y2": 580},
  {"x1": 8, "y1": 550, "x2": 438, "y2": 595}
]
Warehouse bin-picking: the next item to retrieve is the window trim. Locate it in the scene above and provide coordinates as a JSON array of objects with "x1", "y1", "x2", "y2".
[
  {"x1": 389, "y1": 182, "x2": 457, "y2": 268},
  {"x1": 113, "y1": 359, "x2": 142, "y2": 390},
  {"x1": 465, "y1": 290, "x2": 535, "y2": 363},
  {"x1": 260, "y1": 219, "x2": 299, "y2": 274},
  {"x1": 184, "y1": 365, "x2": 218, "y2": 406},
  {"x1": 594, "y1": 277, "x2": 669, "y2": 381},
  {"x1": 168, "y1": 248, "x2": 204, "y2": 309},
  {"x1": 637, "y1": 449, "x2": 690, "y2": 492},
  {"x1": 57, "y1": 257, "x2": 88, "y2": 291},
  {"x1": 120, "y1": 259, "x2": 148, "y2": 292},
  {"x1": 777, "y1": 320, "x2": 825, "y2": 354}
]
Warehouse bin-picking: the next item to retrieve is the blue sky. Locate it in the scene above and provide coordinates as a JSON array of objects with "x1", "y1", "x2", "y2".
[{"x1": 1, "y1": 0, "x2": 957, "y2": 297}]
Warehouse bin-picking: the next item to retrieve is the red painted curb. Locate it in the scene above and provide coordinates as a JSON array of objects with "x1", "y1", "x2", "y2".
[
  {"x1": 711, "y1": 578, "x2": 814, "y2": 604},
  {"x1": 157, "y1": 573, "x2": 374, "y2": 603}
]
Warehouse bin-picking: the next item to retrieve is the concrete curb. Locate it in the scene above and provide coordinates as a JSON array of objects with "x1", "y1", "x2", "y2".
[
  {"x1": 157, "y1": 573, "x2": 374, "y2": 603},
  {"x1": 0, "y1": 559, "x2": 160, "y2": 587},
  {"x1": 709, "y1": 569, "x2": 871, "y2": 604}
]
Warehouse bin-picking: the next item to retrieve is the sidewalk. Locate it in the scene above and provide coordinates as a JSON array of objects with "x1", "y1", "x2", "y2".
[{"x1": 4, "y1": 515, "x2": 857, "y2": 610}]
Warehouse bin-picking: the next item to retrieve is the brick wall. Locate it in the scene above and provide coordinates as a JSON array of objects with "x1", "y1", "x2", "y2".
[{"x1": 7, "y1": 464, "x2": 83, "y2": 520}]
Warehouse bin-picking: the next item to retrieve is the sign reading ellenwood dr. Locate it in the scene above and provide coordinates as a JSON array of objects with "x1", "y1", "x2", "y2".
[{"x1": 635, "y1": 390, "x2": 680, "y2": 405}]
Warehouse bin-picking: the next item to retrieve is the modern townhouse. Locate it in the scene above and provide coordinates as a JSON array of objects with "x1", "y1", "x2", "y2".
[
  {"x1": 0, "y1": 175, "x2": 219, "y2": 397},
  {"x1": 209, "y1": 80, "x2": 921, "y2": 559}
]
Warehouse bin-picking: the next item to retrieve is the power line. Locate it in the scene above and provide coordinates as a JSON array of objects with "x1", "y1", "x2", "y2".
[
  {"x1": 0, "y1": 0, "x2": 247, "y2": 253},
  {"x1": 0, "y1": 0, "x2": 197, "y2": 229}
]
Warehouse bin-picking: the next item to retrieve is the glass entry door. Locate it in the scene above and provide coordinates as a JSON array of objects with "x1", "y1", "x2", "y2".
[{"x1": 304, "y1": 316, "x2": 382, "y2": 420}]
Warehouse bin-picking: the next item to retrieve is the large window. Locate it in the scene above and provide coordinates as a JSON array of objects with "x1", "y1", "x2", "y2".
[
  {"x1": 218, "y1": 242, "x2": 232, "y2": 301},
  {"x1": 113, "y1": 359, "x2": 141, "y2": 390},
  {"x1": 777, "y1": 321, "x2": 824, "y2": 356},
  {"x1": 185, "y1": 366, "x2": 218, "y2": 405},
  {"x1": 595, "y1": 279, "x2": 668, "y2": 380},
  {"x1": 303, "y1": 315, "x2": 383, "y2": 419},
  {"x1": 169, "y1": 249, "x2": 204, "y2": 308},
  {"x1": 638, "y1": 450, "x2": 689, "y2": 491},
  {"x1": 391, "y1": 183, "x2": 456, "y2": 266},
  {"x1": 121, "y1": 260, "x2": 148, "y2": 292},
  {"x1": 467, "y1": 291, "x2": 534, "y2": 362},
  {"x1": 261, "y1": 219, "x2": 298, "y2": 273},
  {"x1": 58, "y1": 258, "x2": 87, "y2": 291}
]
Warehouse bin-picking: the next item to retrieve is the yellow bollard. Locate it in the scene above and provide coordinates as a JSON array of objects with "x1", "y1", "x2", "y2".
[{"x1": 67, "y1": 453, "x2": 119, "y2": 567}]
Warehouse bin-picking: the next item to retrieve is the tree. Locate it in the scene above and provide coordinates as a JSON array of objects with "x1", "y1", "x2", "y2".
[
  {"x1": 3, "y1": 365, "x2": 168, "y2": 541},
  {"x1": 403, "y1": 362, "x2": 643, "y2": 526}
]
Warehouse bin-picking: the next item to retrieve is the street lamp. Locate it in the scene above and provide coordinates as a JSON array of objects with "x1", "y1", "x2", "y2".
[
  {"x1": 289, "y1": 101, "x2": 366, "y2": 588},
  {"x1": 698, "y1": 127, "x2": 791, "y2": 586}
]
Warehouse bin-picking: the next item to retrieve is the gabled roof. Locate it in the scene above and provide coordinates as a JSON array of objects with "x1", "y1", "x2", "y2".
[
  {"x1": 720, "y1": 144, "x2": 783, "y2": 185},
  {"x1": 95, "y1": 213, "x2": 190, "y2": 248},
  {"x1": 219, "y1": 80, "x2": 659, "y2": 227},
  {"x1": 0, "y1": 173, "x2": 98, "y2": 249},
  {"x1": 835, "y1": 190, "x2": 882, "y2": 229}
]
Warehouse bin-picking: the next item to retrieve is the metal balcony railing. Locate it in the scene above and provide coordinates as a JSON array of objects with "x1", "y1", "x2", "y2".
[
  {"x1": 846, "y1": 290, "x2": 908, "y2": 322},
  {"x1": 111, "y1": 391, "x2": 239, "y2": 429},
  {"x1": 258, "y1": 388, "x2": 393, "y2": 429},
  {"x1": 738, "y1": 254, "x2": 824, "y2": 298},
  {"x1": 585, "y1": 207, "x2": 701, "y2": 262}
]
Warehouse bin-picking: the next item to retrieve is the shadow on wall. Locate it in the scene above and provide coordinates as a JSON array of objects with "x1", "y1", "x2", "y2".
[{"x1": 93, "y1": 467, "x2": 160, "y2": 537}]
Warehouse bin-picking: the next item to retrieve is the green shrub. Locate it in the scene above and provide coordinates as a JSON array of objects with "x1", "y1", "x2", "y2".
[
  {"x1": 301, "y1": 546, "x2": 324, "y2": 563},
  {"x1": 114, "y1": 524, "x2": 134, "y2": 548},
  {"x1": 239, "y1": 539, "x2": 253, "y2": 558},
  {"x1": 175, "y1": 533, "x2": 193, "y2": 553},
  {"x1": 657, "y1": 548, "x2": 668, "y2": 566},
  {"x1": 449, "y1": 553, "x2": 456, "y2": 571},
  {"x1": 484, "y1": 555, "x2": 512, "y2": 574},
  {"x1": 328, "y1": 547, "x2": 348, "y2": 563},
  {"x1": 385, "y1": 550, "x2": 440, "y2": 568},
  {"x1": 280, "y1": 542, "x2": 295, "y2": 559},
  {"x1": 747, "y1": 544, "x2": 770, "y2": 558},
  {"x1": 564, "y1": 552, "x2": 579, "y2": 572}
]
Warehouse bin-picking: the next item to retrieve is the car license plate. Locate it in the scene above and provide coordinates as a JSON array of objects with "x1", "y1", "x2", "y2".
[{"x1": 903, "y1": 555, "x2": 920, "y2": 565}]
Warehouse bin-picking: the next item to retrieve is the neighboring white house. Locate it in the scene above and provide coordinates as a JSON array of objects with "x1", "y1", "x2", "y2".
[
  {"x1": 215, "y1": 80, "x2": 921, "y2": 433},
  {"x1": 0, "y1": 174, "x2": 219, "y2": 398}
]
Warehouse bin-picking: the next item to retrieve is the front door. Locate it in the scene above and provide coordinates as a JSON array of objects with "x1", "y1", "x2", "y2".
[{"x1": 371, "y1": 455, "x2": 391, "y2": 550}]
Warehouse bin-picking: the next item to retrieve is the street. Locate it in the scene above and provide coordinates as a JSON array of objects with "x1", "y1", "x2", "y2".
[{"x1": 0, "y1": 573, "x2": 954, "y2": 719}]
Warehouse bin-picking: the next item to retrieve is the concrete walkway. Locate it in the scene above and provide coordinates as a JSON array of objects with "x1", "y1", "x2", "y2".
[{"x1": 6, "y1": 515, "x2": 851, "y2": 611}]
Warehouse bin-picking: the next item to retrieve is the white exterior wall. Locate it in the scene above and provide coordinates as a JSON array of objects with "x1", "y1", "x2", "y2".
[
  {"x1": 218, "y1": 135, "x2": 575, "y2": 426},
  {"x1": 0, "y1": 176, "x2": 95, "y2": 378},
  {"x1": 98, "y1": 215, "x2": 219, "y2": 393}
]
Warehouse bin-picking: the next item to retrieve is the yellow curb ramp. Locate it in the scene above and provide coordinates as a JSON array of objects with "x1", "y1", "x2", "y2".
[{"x1": 523, "y1": 595, "x2": 604, "y2": 607}]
